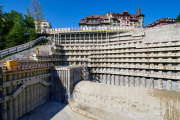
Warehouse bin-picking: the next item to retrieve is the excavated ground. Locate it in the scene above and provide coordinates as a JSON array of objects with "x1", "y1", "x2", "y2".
[{"x1": 21, "y1": 101, "x2": 93, "y2": 120}]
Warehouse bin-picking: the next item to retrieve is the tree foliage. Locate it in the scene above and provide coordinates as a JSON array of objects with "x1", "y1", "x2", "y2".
[
  {"x1": 30, "y1": 0, "x2": 44, "y2": 33},
  {"x1": 0, "y1": 4, "x2": 37, "y2": 50},
  {"x1": 177, "y1": 13, "x2": 180, "y2": 22}
]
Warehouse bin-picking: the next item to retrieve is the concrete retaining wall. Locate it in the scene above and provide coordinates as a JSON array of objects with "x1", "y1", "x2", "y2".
[
  {"x1": 92, "y1": 73, "x2": 179, "y2": 91},
  {"x1": 70, "y1": 81, "x2": 180, "y2": 120},
  {"x1": 0, "y1": 68, "x2": 51, "y2": 120},
  {"x1": 51, "y1": 65, "x2": 85, "y2": 103},
  {"x1": 144, "y1": 25, "x2": 180, "y2": 42}
]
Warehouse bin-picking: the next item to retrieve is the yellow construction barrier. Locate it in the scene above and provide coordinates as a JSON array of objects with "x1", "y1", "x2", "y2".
[{"x1": 6, "y1": 61, "x2": 18, "y2": 71}]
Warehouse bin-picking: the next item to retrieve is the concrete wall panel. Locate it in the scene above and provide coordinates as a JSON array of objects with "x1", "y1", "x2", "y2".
[{"x1": 71, "y1": 81, "x2": 180, "y2": 120}]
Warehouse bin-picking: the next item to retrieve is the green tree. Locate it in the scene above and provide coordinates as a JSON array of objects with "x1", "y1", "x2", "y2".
[
  {"x1": 24, "y1": 9, "x2": 37, "y2": 41},
  {"x1": 177, "y1": 13, "x2": 180, "y2": 22},
  {"x1": 6, "y1": 11, "x2": 27, "y2": 47},
  {"x1": 0, "y1": 4, "x2": 37, "y2": 50},
  {"x1": 0, "y1": 3, "x2": 4, "y2": 49}
]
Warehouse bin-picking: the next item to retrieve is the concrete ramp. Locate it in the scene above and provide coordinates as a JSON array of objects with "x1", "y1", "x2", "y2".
[{"x1": 70, "y1": 81, "x2": 180, "y2": 120}]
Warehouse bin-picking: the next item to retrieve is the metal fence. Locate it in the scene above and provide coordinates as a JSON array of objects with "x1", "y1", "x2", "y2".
[
  {"x1": 46, "y1": 26, "x2": 135, "y2": 33},
  {"x1": 0, "y1": 36, "x2": 45, "y2": 58},
  {"x1": 46, "y1": 23, "x2": 180, "y2": 33}
]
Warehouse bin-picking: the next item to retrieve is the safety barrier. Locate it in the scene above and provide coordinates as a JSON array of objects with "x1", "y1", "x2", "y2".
[
  {"x1": 1, "y1": 62, "x2": 54, "y2": 72},
  {"x1": 46, "y1": 26, "x2": 135, "y2": 33},
  {"x1": 0, "y1": 36, "x2": 46, "y2": 58}
]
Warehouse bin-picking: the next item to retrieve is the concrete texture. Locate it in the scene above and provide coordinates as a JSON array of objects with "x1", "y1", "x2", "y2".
[
  {"x1": 71, "y1": 81, "x2": 180, "y2": 120},
  {"x1": 144, "y1": 25, "x2": 180, "y2": 42},
  {"x1": 51, "y1": 65, "x2": 87, "y2": 103},
  {"x1": 21, "y1": 101, "x2": 92, "y2": 120}
]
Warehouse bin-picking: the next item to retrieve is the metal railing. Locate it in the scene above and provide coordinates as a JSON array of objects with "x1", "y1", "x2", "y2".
[
  {"x1": 46, "y1": 26, "x2": 135, "y2": 33},
  {"x1": 46, "y1": 23, "x2": 180, "y2": 33},
  {"x1": 0, "y1": 36, "x2": 45, "y2": 58}
]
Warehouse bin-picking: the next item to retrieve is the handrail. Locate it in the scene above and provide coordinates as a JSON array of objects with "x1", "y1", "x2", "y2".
[
  {"x1": 0, "y1": 36, "x2": 45, "y2": 58},
  {"x1": 46, "y1": 26, "x2": 135, "y2": 33},
  {"x1": 46, "y1": 23, "x2": 180, "y2": 33}
]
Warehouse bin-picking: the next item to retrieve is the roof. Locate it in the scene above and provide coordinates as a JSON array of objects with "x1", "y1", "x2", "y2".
[
  {"x1": 86, "y1": 15, "x2": 108, "y2": 20},
  {"x1": 136, "y1": 6, "x2": 141, "y2": 15},
  {"x1": 144, "y1": 18, "x2": 177, "y2": 28},
  {"x1": 136, "y1": 6, "x2": 145, "y2": 17}
]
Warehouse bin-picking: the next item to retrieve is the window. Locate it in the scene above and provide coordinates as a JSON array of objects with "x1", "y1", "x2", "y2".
[
  {"x1": 104, "y1": 20, "x2": 109, "y2": 22},
  {"x1": 43, "y1": 23, "x2": 47, "y2": 25}
]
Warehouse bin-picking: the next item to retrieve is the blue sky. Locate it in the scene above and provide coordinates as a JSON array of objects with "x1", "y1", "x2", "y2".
[{"x1": 1, "y1": 0, "x2": 180, "y2": 28}]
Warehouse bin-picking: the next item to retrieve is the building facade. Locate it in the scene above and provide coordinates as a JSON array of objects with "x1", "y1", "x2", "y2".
[
  {"x1": 34, "y1": 19, "x2": 52, "y2": 33},
  {"x1": 144, "y1": 17, "x2": 177, "y2": 28},
  {"x1": 79, "y1": 6, "x2": 145, "y2": 28}
]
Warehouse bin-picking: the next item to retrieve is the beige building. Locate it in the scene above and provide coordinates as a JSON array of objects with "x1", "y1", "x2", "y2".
[
  {"x1": 34, "y1": 19, "x2": 52, "y2": 33},
  {"x1": 79, "y1": 6, "x2": 145, "y2": 28}
]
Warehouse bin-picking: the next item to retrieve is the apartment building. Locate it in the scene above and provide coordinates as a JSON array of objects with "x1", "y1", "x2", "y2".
[
  {"x1": 34, "y1": 19, "x2": 52, "y2": 33},
  {"x1": 79, "y1": 6, "x2": 145, "y2": 28}
]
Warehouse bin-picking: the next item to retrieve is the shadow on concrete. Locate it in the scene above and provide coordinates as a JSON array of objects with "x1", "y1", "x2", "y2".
[{"x1": 21, "y1": 102, "x2": 67, "y2": 120}]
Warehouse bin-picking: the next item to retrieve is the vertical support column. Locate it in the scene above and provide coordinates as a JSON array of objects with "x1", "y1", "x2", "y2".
[
  {"x1": 106, "y1": 31, "x2": 107, "y2": 44},
  {"x1": 142, "y1": 77, "x2": 146, "y2": 88},
  {"x1": 130, "y1": 77, "x2": 134, "y2": 87},
  {"x1": 53, "y1": 32, "x2": 55, "y2": 43},
  {"x1": 167, "y1": 80, "x2": 172, "y2": 90},
  {"x1": 13, "y1": 73, "x2": 18, "y2": 120},
  {"x1": 108, "y1": 32, "x2": 109, "y2": 44},
  {"x1": 150, "y1": 78, "x2": 154, "y2": 88},
  {"x1": 70, "y1": 33, "x2": 71, "y2": 45},
  {"x1": 30, "y1": 70, "x2": 34, "y2": 112},
  {"x1": 25, "y1": 72, "x2": 30, "y2": 114},
  {"x1": 84, "y1": 33, "x2": 85, "y2": 45},
  {"x1": 125, "y1": 76, "x2": 129, "y2": 87},
  {"x1": 101, "y1": 32, "x2": 102, "y2": 45},
  {"x1": 68, "y1": 69, "x2": 71, "y2": 100},
  {"x1": 2, "y1": 74, "x2": 7, "y2": 120},
  {"x1": 22, "y1": 72, "x2": 26, "y2": 116},
  {"x1": 58, "y1": 33, "x2": 59, "y2": 45},
  {"x1": 79, "y1": 33, "x2": 81, "y2": 44},
  {"x1": 33, "y1": 71, "x2": 37, "y2": 110},
  {"x1": 89, "y1": 33, "x2": 90, "y2": 45},
  {"x1": 65, "y1": 34, "x2": 66, "y2": 45},
  {"x1": 7, "y1": 73, "x2": 13, "y2": 120},
  {"x1": 60, "y1": 34, "x2": 61, "y2": 44},
  {"x1": 75, "y1": 33, "x2": 76, "y2": 45},
  {"x1": 158, "y1": 79, "x2": 163, "y2": 89},
  {"x1": 118, "y1": 31, "x2": 120, "y2": 41},
  {"x1": 177, "y1": 81, "x2": 180, "y2": 91},
  {"x1": 93, "y1": 33, "x2": 94, "y2": 45},
  {"x1": 97, "y1": 32, "x2": 98, "y2": 45},
  {"x1": 135, "y1": 77, "x2": 140, "y2": 87},
  {"x1": 18, "y1": 73, "x2": 22, "y2": 118}
]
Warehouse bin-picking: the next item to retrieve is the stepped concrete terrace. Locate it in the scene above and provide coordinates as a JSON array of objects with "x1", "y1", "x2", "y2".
[{"x1": 0, "y1": 24, "x2": 180, "y2": 120}]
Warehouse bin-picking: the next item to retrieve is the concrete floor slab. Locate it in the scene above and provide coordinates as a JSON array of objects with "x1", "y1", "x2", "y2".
[{"x1": 21, "y1": 102, "x2": 92, "y2": 120}]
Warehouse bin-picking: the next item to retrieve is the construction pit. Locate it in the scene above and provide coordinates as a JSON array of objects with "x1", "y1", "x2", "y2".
[{"x1": 0, "y1": 24, "x2": 180, "y2": 120}]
